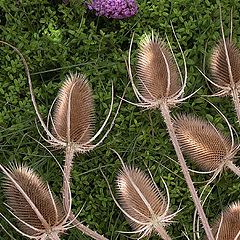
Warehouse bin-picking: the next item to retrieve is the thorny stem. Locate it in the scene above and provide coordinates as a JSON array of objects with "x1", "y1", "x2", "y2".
[
  {"x1": 160, "y1": 103, "x2": 214, "y2": 240},
  {"x1": 49, "y1": 232, "x2": 61, "y2": 240},
  {"x1": 226, "y1": 161, "x2": 240, "y2": 177},
  {"x1": 63, "y1": 147, "x2": 109, "y2": 240},
  {"x1": 63, "y1": 145, "x2": 75, "y2": 212},
  {"x1": 69, "y1": 212, "x2": 108, "y2": 240},
  {"x1": 231, "y1": 89, "x2": 240, "y2": 124},
  {"x1": 155, "y1": 224, "x2": 172, "y2": 240}
]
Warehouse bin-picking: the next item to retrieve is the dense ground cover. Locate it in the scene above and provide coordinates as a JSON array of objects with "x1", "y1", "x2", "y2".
[{"x1": 0, "y1": 0, "x2": 240, "y2": 239}]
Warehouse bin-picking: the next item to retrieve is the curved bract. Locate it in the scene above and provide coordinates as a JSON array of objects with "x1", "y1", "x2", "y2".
[{"x1": 1, "y1": 164, "x2": 68, "y2": 240}]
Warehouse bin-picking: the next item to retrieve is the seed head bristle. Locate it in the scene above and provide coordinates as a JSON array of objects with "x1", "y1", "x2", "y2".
[
  {"x1": 211, "y1": 40, "x2": 240, "y2": 88},
  {"x1": 52, "y1": 73, "x2": 95, "y2": 145},
  {"x1": 209, "y1": 202, "x2": 240, "y2": 240},
  {"x1": 173, "y1": 114, "x2": 233, "y2": 171},
  {"x1": 116, "y1": 165, "x2": 169, "y2": 236},
  {"x1": 2, "y1": 165, "x2": 64, "y2": 236},
  {"x1": 137, "y1": 34, "x2": 180, "y2": 101}
]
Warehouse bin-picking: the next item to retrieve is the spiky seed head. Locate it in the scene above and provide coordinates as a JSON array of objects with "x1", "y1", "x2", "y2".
[
  {"x1": 137, "y1": 34, "x2": 180, "y2": 102},
  {"x1": 173, "y1": 114, "x2": 234, "y2": 171},
  {"x1": 208, "y1": 202, "x2": 240, "y2": 240},
  {"x1": 52, "y1": 73, "x2": 95, "y2": 145},
  {"x1": 116, "y1": 165, "x2": 170, "y2": 237},
  {"x1": 2, "y1": 164, "x2": 64, "y2": 237},
  {"x1": 211, "y1": 40, "x2": 240, "y2": 89}
]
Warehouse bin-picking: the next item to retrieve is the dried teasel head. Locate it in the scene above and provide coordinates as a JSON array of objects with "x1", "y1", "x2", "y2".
[
  {"x1": 137, "y1": 34, "x2": 180, "y2": 99},
  {"x1": 201, "y1": 10, "x2": 240, "y2": 123},
  {"x1": 115, "y1": 163, "x2": 178, "y2": 239},
  {"x1": 173, "y1": 114, "x2": 238, "y2": 173},
  {"x1": 128, "y1": 32, "x2": 189, "y2": 109},
  {"x1": 0, "y1": 164, "x2": 70, "y2": 240},
  {"x1": 210, "y1": 39, "x2": 240, "y2": 95},
  {"x1": 206, "y1": 202, "x2": 240, "y2": 240},
  {"x1": 51, "y1": 73, "x2": 95, "y2": 149}
]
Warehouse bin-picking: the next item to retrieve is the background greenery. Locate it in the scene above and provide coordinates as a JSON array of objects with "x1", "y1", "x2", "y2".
[{"x1": 0, "y1": 0, "x2": 240, "y2": 239}]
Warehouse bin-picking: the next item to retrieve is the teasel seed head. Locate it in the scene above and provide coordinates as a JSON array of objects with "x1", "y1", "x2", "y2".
[
  {"x1": 115, "y1": 164, "x2": 177, "y2": 239},
  {"x1": 173, "y1": 114, "x2": 237, "y2": 172},
  {"x1": 128, "y1": 32, "x2": 189, "y2": 110},
  {"x1": 207, "y1": 202, "x2": 240, "y2": 240},
  {"x1": 51, "y1": 73, "x2": 95, "y2": 150},
  {"x1": 137, "y1": 34, "x2": 180, "y2": 100},
  {"x1": 210, "y1": 39, "x2": 240, "y2": 95},
  {"x1": 0, "y1": 164, "x2": 68, "y2": 239}
]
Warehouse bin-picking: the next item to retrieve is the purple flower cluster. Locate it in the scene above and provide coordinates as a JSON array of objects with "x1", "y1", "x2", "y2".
[{"x1": 87, "y1": 0, "x2": 138, "y2": 19}]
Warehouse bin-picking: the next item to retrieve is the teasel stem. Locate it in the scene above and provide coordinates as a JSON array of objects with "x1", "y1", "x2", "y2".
[
  {"x1": 69, "y1": 213, "x2": 108, "y2": 240},
  {"x1": 49, "y1": 233, "x2": 61, "y2": 240},
  {"x1": 226, "y1": 161, "x2": 240, "y2": 177},
  {"x1": 155, "y1": 224, "x2": 172, "y2": 240},
  {"x1": 63, "y1": 145, "x2": 75, "y2": 212},
  {"x1": 232, "y1": 89, "x2": 240, "y2": 124},
  {"x1": 160, "y1": 103, "x2": 214, "y2": 240},
  {"x1": 62, "y1": 146, "x2": 108, "y2": 240}
]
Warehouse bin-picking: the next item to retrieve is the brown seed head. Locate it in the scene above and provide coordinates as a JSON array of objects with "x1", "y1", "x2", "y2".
[
  {"x1": 52, "y1": 73, "x2": 95, "y2": 145},
  {"x1": 116, "y1": 165, "x2": 169, "y2": 236},
  {"x1": 173, "y1": 114, "x2": 234, "y2": 171},
  {"x1": 209, "y1": 202, "x2": 240, "y2": 240},
  {"x1": 137, "y1": 34, "x2": 180, "y2": 102},
  {"x1": 2, "y1": 165, "x2": 64, "y2": 236},
  {"x1": 211, "y1": 40, "x2": 240, "y2": 89}
]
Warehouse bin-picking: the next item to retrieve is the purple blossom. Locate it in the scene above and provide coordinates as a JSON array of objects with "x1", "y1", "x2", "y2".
[{"x1": 87, "y1": 0, "x2": 138, "y2": 19}]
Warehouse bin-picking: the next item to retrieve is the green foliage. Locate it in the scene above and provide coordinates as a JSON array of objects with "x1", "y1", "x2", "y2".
[{"x1": 0, "y1": 0, "x2": 240, "y2": 239}]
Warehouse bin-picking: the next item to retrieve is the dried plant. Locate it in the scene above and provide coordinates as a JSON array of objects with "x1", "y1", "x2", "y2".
[
  {"x1": 136, "y1": 34, "x2": 181, "y2": 105},
  {"x1": 0, "y1": 41, "x2": 110, "y2": 240},
  {"x1": 173, "y1": 114, "x2": 240, "y2": 176},
  {"x1": 129, "y1": 32, "x2": 189, "y2": 109},
  {"x1": 52, "y1": 73, "x2": 95, "y2": 148},
  {"x1": 128, "y1": 32, "x2": 214, "y2": 239},
  {"x1": 115, "y1": 164, "x2": 176, "y2": 240},
  {"x1": 209, "y1": 37, "x2": 240, "y2": 122},
  {"x1": 206, "y1": 202, "x2": 240, "y2": 240},
  {"x1": 102, "y1": 151, "x2": 177, "y2": 240},
  {"x1": 210, "y1": 39, "x2": 240, "y2": 92},
  {"x1": 199, "y1": 9, "x2": 240, "y2": 123},
  {"x1": 0, "y1": 164, "x2": 69, "y2": 240}
]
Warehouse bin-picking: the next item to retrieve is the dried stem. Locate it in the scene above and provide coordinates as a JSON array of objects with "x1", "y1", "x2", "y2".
[
  {"x1": 232, "y1": 89, "x2": 240, "y2": 124},
  {"x1": 69, "y1": 213, "x2": 108, "y2": 240},
  {"x1": 226, "y1": 161, "x2": 240, "y2": 177},
  {"x1": 63, "y1": 145, "x2": 75, "y2": 212},
  {"x1": 159, "y1": 103, "x2": 214, "y2": 240},
  {"x1": 0, "y1": 41, "x2": 59, "y2": 144},
  {"x1": 155, "y1": 225, "x2": 172, "y2": 240},
  {"x1": 63, "y1": 147, "x2": 109, "y2": 240}
]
